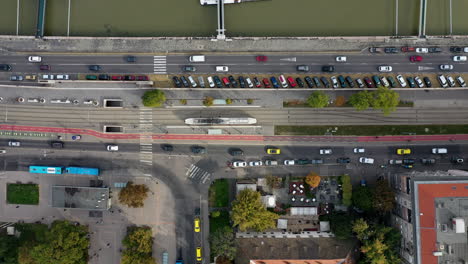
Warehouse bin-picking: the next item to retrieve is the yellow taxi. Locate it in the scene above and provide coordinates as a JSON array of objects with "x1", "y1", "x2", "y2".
[
  {"x1": 396, "y1": 148, "x2": 411, "y2": 155},
  {"x1": 194, "y1": 218, "x2": 200, "y2": 233},
  {"x1": 196, "y1": 247, "x2": 202, "y2": 261},
  {"x1": 266, "y1": 148, "x2": 281, "y2": 155}
]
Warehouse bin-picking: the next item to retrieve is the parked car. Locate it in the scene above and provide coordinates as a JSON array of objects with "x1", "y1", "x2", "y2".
[
  {"x1": 197, "y1": 76, "x2": 205, "y2": 88},
  {"x1": 279, "y1": 75, "x2": 288, "y2": 88},
  {"x1": 213, "y1": 76, "x2": 223, "y2": 88},
  {"x1": 396, "y1": 75, "x2": 407, "y2": 87},
  {"x1": 380, "y1": 76, "x2": 390, "y2": 87},
  {"x1": 453, "y1": 56, "x2": 467, "y2": 62},
  {"x1": 297, "y1": 65, "x2": 310, "y2": 72},
  {"x1": 187, "y1": 76, "x2": 197, "y2": 88},
  {"x1": 270, "y1": 77, "x2": 279, "y2": 88},
  {"x1": 421, "y1": 158, "x2": 436, "y2": 164},
  {"x1": 364, "y1": 77, "x2": 374, "y2": 88},
  {"x1": 450, "y1": 46, "x2": 463, "y2": 53},
  {"x1": 416, "y1": 47, "x2": 429, "y2": 53},
  {"x1": 296, "y1": 77, "x2": 304, "y2": 88},
  {"x1": 387, "y1": 76, "x2": 397, "y2": 88},
  {"x1": 265, "y1": 160, "x2": 278, "y2": 166},
  {"x1": 437, "y1": 75, "x2": 448, "y2": 88},
  {"x1": 111, "y1": 75, "x2": 123, "y2": 81},
  {"x1": 124, "y1": 75, "x2": 136, "y2": 81},
  {"x1": 456, "y1": 76, "x2": 466, "y2": 87},
  {"x1": 181, "y1": 76, "x2": 190, "y2": 87},
  {"x1": 228, "y1": 76, "x2": 238, "y2": 88},
  {"x1": 305, "y1": 76, "x2": 314, "y2": 88},
  {"x1": 372, "y1": 75, "x2": 381, "y2": 87},
  {"x1": 356, "y1": 78, "x2": 365, "y2": 88},
  {"x1": 428, "y1": 47, "x2": 442, "y2": 53},
  {"x1": 56, "y1": 74, "x2": 69, "y2": 80},
  {"x1": 284, "y1": 160, "x2": 295, "y2": 166},
  {"x1": 245, "y1": 77, "x2": 253, "y2": 88},
  {"x1": 410, "y1": 55, "x2": 423, "y2": 62},
  {"x1": 249, "y1": 160, "x2": 263, "y2": 167},
  {"x1": 464, "y1": 47, "x2": 468, "y2": 52},
  {"x1": 446, "y1": 76, "x2": 456, "y2": 87},
  {"x1": 322, "y1": 65, "x2": 335, "y2": 72},
  {"x1": 161, "y1": 144, "x2": 174, "y2": 151},
  {"x1": 353, "y1": 148, "x2": 365, "y2": 153},
  {"x1": 406, "y1": 77, "x2": 416, "y2": 88},
  {"x1": 335, "y1": 56, "x2": 347, "y2": 62},
  {"x1": 222, "y1": 77, "x2": 230, "y2": 87},
  {"x1": 207, "y1": 76, "x2": 215, "y2": 88},
  {"x1": 389, "y1": 160, "x2": 403, "y2": 165},
  {"x1": 451, "y1": 157, "x2": 464, "y2": 164},
  {"x1": 10, "y1": 75, "x2": 24, "y2": 81},
  {"x1": 311, "y1": 159, "x2": 324, "y2": 164},
  {"x1": 384, "y1": 47, "x2": 399, "y2": 53},
  {"x1": 86, "y1": 75, "x2": 97, "y2": 80},
  {"x1": 262, "y1": 78, "x2": 271, "y2": 88},
  {"x1": 42, "y1": 74, "x2": 54, "y2": 80},
  {"x1": 183, "y1": 66, "x2": 196, "y2": 72},
  {"x1": 414, "y1": 76, "x2": 424, "y2": 88},
  {"x1": 330, "y1": 76, "x2": 338, "y2": 88},
  {"x1": 287, "y1": 77, "x2": 297, "y2": 87},
  {"x1": 439, "y1": 64, "x2": 454, "y2": 71},
  {"x1": 337, "y1": 75, "x2": 347, "y2": 88},
  {"x1": 423, "y1": 77, "x2": 432, "y2": 87},
  {"x1": 253, "y1": 77, "x2": 262, "y2": 88},
  {"x1": 369, "y1": 47, "x2": 381, "y2": 53},
  {"x1": 403, "y1": 159, "x2": 415, "y2": 164},
  {"x1": 313, "y1": 77, "x2": 322, "y2": 88},
  {"x1": 0, "y1": 64, "x2": 12, "y2": 71},
  {"x1": 238, "y1": 76, "x2": 246, "y2": 88},
  {"x1": 359, "y1": 157, "x2": 374, "y2": 164},
  {"x1": 216, "y1": 66, "x2": 229, "y2": 72},
  {"x1": 378, "y1": 65, "x2": 392, "y2": 72},
  {"x1": 402, "y1": 164, "x2": 413, "y2": 169},
  {"x1": 231, "y1": 161, "x2": 247, "y2": 168},
  {"x1": 136, "y1": 76, "x2": 149, "y2": 81},
  {"x1": 25, "y1": 75, "x2": 36, "y2": 81},
  {"x1": 401, "y1": 46, "x2": 416, "y2": 52},
  {"x1": 296, "y1": 159, "x2": 310, "y2": 165},
  {"x1": 320, "y1": 77, "x2": 330, "y2": 88},
  {"x1": 345, "y1": 76, "x2": 355, "y2": 88},
  {"x1": 432, "y1": 148, "x2": 447, "y2": 154},
  {"x1": 191, "y1": 146, "x2": 206, "y2": 154}
]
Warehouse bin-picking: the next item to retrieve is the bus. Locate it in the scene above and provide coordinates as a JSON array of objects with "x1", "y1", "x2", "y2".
[
  {"x1": 29, "y1": 166, "x2": 63, "y2": 174},
  {"x1": 65, "y1": 167, "x2": 99, "y2": 176}
]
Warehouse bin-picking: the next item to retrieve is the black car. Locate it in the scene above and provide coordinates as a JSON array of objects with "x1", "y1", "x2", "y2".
[
  {"x1": 313, "y1": 77, "x2": 322, "y2": 88},
  {"x1": 98, "y1": 74, "x2": 110, "y2": 80},
  {"x1": 296, "y1": 77, "x2": 304, "y2": 88},
  {"x1": 51, "y1": 141, "x2": 64, "y2": 148},
  {"x1": 183, "y1": 66, "x2": 196, "y2": 72},
  {"x1": 403, "y1": 159, "x2": 415, "y2": 164},
  {"x1": 238, "y1": 76, "x2": 246, "y2": 88},
  {"x1": 450, "y1": 46, "x2": 463, "y2": 53},
  {"x1": 337, "y1": 75, "x2": 347, "y2": 88},
  {"x1": 228, "y1": 76, "x2": 238, "y2": 87},
  {"x1": 180, "y1": 76, "x2": 190, "y2": 87},
  {"x1": 229, "y1": 148, "x2": 244, "y2": 156},
  {"x1": 0, "y1": 64, "x2": 12, "y2": 71},
  {"x1": 296, "y1": 159, "x2": 310, "y2": 165},
  {"x1": 345, "y1": 76, "x2": 355, "y2": 88},
  {"x1": 384, "y1": 47, "x2": 399, "y2": 53},
  {"x1": 304, "y1": 76, "x2": 314, "y2": 88},
  {"x1": 421, "y1": 158, "x2": 435, "y2": 164},
  {"x1": 322, "y1": 65, "x2": 335, "y2": 72},
  {"x1": 125, "y1": 55, "x2": 137, "y2": 62},
  {"x1": 423, "y1": 77, "x2": 432, "y2": 87},
  {"x1": 161, "y1": 144, "x2": 174, "y2": 151},
  {"x1": 337, "y1": 157, "x2": 350, "y2": 164},
  {"x1": 320, "y1": 77, "x2": 330, "y2": 88},
  {"x1": 253, "y1": 77, "x2": 261, "y2": 88},
  {"x1": 406, "y1": 77, "x2": 416, "y2": 88},
  {"x1": 89, "y1": 65, "x2": 101, "y2": 71},
  {"x1": 191, "y1": 146, "x2": 206, "y2": 154},
  {"x1": 213, "y1": 76, "x2": 223, "y2": 88},
  {"x1": 451, "y1": 156, "x2": 464, "y2": 164},
  {"x1": 270, "y1": 77, "x2": 279, "y2": 88},
  {"x1": 172, "y1": 76, "x2": 182, "y2": 87},
  {"x1": 428, "y1": 47, "x2": 442, "y2": 53}
]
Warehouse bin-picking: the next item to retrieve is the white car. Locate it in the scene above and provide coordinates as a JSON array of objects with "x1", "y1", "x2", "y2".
[
  {"x1": 396, "y1": 75, "x2": 407, "y2": 87},
  {"x1": 453, "y1": 56, "x2": 467, "y2": 62},
  {"x1": 206, "y1": 76, "x2": 215, "y2": 88},
  {"x1": 0, "y1": 150, "x2": 6, "y2": 154},
  {"x1": 249, "y1": 160, "x2": 262, "y2": 167},
  {"x1": 28, "y1": 56, "x2": 42, "y2": 62},
  {"x1": 464, "y1": 47, "x2": 468, "y2": 53},
  {"x1": 378, "y1": 66, "x2": 392, "y2": 72},
  {"x1": 245, "y1": 77, "x2": 254, "y2": 88},
  {"x1": 56, "y1": 74, "x2": 69, "y2": 80},
  {"x1": 439, "y1": 64, "x2": 454, "y2": 71},
  {"x1": 8, "y1": 141, "x2": 20, "y2": 147},
  {"x1": 216, "y1": 66, "x2": 229, "y2": 72},
  {"x1": 335, "y1": 56, "x2": 347, "y2": 62},
  {"x1": 107, "y1": 145, "x2": 119, "y2": 151},
  {"x1": 438, "y1": 75, "x2": 448, "y2": 88},
  {"x1": 232, "y1": 161, "x2": 247, "y2": 168},
  {"x1": 380, "y1": 76, "x2": 390, "y2": 87},
  {"x1": 330, "y1": 76, "x2": 339, "y2": 88},
  {"x1": 353, "y1": 148, "x2": 365, "y2": 153},
  {"x1": 446, "y1": 76, "x2": 456, "y2": 87},
  {"x1": 284, "y1": 160, "x2": 295, "y2": 166},
  {"x1": 320, "y1": 149, "x2": 332, "y2": 155},
  {"x1": 42, "y1": 74, "x2": 54, "y2": 80},
  {"x1": 416, "y1": 48, "x2": 429, "y2": 53},
  {"x1": 432, "y1": 148, "x2": 447, "y2": 154},
  {"x1": 359, "y1": 157, "x2": 374, "y2": 164},
  {"x1": 414, "y1": 76, "x2": 424, "y2": 88},
  {"x1": 456, "y1": 76, "x2": 466, "y2": 87}
]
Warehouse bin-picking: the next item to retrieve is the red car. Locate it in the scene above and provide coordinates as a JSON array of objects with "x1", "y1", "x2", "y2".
[
  {"x1": 256, "y1": 56, "x2": 268, "y2": 62},
  {"x1": 39, "y1": 64, "x2": 50, "y2": 71},
  {"x1": 364, "y1": 77, "x2": 375, "y2": 88},
  {"x1": 111, "y1": 75, "x2": 123, "y2": 80},
  {"x1": 401, "y1": 46, "x2": 416, "y2": 52},
  {"x1": 262, "y1": 78, "x2": 271, "y2": 88},
  {"x1": 287, "y1": 77, "x2": 297, "y2": 87},
  {"x1": 410, "y1": 55, "x2": 423, "y2": 62},
  {"x1": 222, "y1": 77, "x2": 230, "y2": 87},
  {"x1": 136, "y1": 75, "x2": 149, "y2": 81}
]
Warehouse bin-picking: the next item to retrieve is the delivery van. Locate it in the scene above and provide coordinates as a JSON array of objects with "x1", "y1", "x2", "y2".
[{"x1": 189, "y1": 55, "x2": 205, "y2": 62}]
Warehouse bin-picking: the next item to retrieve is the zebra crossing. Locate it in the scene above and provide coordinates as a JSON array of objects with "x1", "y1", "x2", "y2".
[
  {"x1": 186, "y1": 164, "x2": 211, "y2": 184},
  {"x1": 139, "y1": 108, "x2": 153, "y2": 166},
  {"x1": 153, "y1": 56, "x2": 167, "y2": 74}
]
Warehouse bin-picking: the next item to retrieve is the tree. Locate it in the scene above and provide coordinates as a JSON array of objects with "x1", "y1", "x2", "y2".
[
  {"x1": 209, "y1": 226, "x2": 236, "y2": 260},
  {"x1": 119, "y1": 182, "x2": 150, "y2": 208},
  {"x1": 305, "y1": 172, "x2": 321, "y2": 188},
  {"x1": 372, "y1": 179, "x2": 395, "y2": 213},
  {"x1": 231, "y1": 189, "x2": 279, "y2": 231},
  {"x1": 29, "y1": 221, "x2": 89, "y2": 264},
  {"x1": 0, "y1": 234, "x2": 19, "y2": 264},
  {"x1": 361, "y1": 238, "x2": 388, "y2": 264},
  {"x1": 121, "y1": 226, "x2": 155, "y2": 264},
  {"x1": 341, "y1": 174, "x2": 352, "y2": 206},
  {"x1": 352, "y1": 218, "x2": 370, "y2": 240},
  {"x1": 142, "y1": 89, "x2": 166, "y2": 107},
  {"x1": 225, "y1": 98, "x2": 233, "y2": 105},
  {"x1": 371, "y1": 87, "x2": 400, "y2": 115},
  {"x1": 349, "y1": 91, "x2": 373, "y2": 110},
  {"x1": 352, "y1": 186, "x2": 373, "y2": 211},
  {"x1": 265, "y1": 175, "x2": 282, "y2": 189},
  {"x1": 306, "y1": 91, "x2": 329, "y2": 108},
  {"x1": 203, "y1": 96, "x2": 214, "y2": 107},
  {"x1": 325, "y1": 212, "x2": 354, "y2": 239},
  {"x1": 211, "y1": 211, "x2": 221, "y2": 218}
]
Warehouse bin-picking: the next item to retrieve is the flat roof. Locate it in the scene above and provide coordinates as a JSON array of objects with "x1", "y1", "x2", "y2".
[{"x1": 51, "y1": 185, "x2": 110, "y2": 210}]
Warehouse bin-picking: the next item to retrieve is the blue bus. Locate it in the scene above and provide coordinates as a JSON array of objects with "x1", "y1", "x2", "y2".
[
  {"x1": 65, "y1": 167, "x2": 99, "y2": 176},
  {"x1": 29, "y1": 166, "x2": 63, "y2": 174}
]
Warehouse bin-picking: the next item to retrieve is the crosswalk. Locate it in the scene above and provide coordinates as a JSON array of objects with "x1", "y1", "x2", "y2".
[
  {"x1": 154, "y1": 56, "x2": 167, "y2": 74},
  {"x1": 139, "y1": 108, "x2": 153, "y2": 166},
  {"x1": 186, "y1": 164, "x2": 211, "y2": 184}
]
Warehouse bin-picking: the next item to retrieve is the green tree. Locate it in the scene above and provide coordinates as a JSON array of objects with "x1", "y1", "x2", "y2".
[
  {"x1": 209, "y1": 226, "x2": 236, "y2": 260},
  {"x1": 121, "y1": 226, "x2": 155, "y2": 264},
  {"x1": 203, "y1": 96, "x2": 214, "y2": 107},
  {"x1": 361, "y1": 238, "x2": 388, "y2": 264},
  {"x1": 352, "y1": 218, "x2": 370, "y2": 240},
  {"x1": 0, "y1": 234, "x2": 19, "y2": 264},
  {"x1": 372, "y1": 179, "x2": 395, "y2": 213},
  {"x1": 29, "y1": 221, "x2": 89, "y2": 264},
  {"x1": 352, "y1": 186, "x2": 373, "y2": 211},
  {"x1": 325, "y1": 212, "x2": 353, "y2": 240},
  {"x1": 231, "y1": 189, "x2": 279, "y2": 231},
  {"x1": 118, "y1": 182, "x2": 150, "y2": 208},
  {"x1": 349, "y1": 91, "x2": 373, "y2": 110},
  {"x1": 142, "y1": 89, "x2": 166, "y2": 107},
  {"x1": 371, "y1": 87, "x2": 400, "y2": 115},
  {"x1": 306, "y1": 91, "x2": 329, "y2": 108},
  {"x1": 341, "y1": 174, "x2": 352, "y2": 206}
]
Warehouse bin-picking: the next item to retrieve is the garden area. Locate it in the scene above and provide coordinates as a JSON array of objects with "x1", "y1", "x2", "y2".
[
  {"x1": 208, "y1": 179, "x2": 229, "y2": 208},
  {"x1": 6, "y1": 183, "x2": 39, "y2": 205}
]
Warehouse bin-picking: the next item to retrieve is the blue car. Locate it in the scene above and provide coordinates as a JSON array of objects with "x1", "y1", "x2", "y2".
[{"x1": 270, "y1": 77, "x2": 280, "y2": 88}]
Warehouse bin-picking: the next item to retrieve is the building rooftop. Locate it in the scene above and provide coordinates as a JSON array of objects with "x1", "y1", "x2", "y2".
[{"x1": 51, "y1": 185, "x2": 110, "y2": 210}]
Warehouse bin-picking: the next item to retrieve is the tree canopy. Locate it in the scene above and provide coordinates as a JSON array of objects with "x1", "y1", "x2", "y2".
[
  {"x1": 324, "y1": 212, "x2": 354, "y2": 240},
  {"x1": 0, "y1": 234, "x2": 19, "y2": 264},
  {"x1": 371, "y1": 87, "x2": 400, "y2": 115},
  {"x1": 142, "y1": 89, "x2": 166, "y2": 107},
  {"x1": 372, "y1": 179, "x2": 395, "y2": 214},
  {"x1": 231, "y1": 189, "x2": 279, "y2": 231},
  {"x1": 119, "y1": 182, "x2": 150, "y2": 208},
  {"x1": 121, "y1": 226, "x2": 156, "y2": 264},
  {"x1": 306, "y1": 91, "x2": 329, "y2": 108},
  {"x1": 352, "y1": 186, "x2": 374, "y2": 212},
  {"x1": 209, "y1": 226, "x2": 236, "y2": 260},
  {"x1": 349, "y1": 91, "x2": 374, "y2": 111},
  {"x1": 305, "y1": 172, "x2": 321, "y2": 188}
]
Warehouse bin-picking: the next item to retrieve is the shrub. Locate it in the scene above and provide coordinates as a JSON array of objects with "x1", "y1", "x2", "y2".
[
  {"x1": 306, "y1": 91, "x2": 329, "y2": 108},
  {"x1": 226, "y1": 98, "x2": 233, "y2": 105},
  {"x1": 142, "y1": 89, "x2": 166, "y2": 107},
  {"x1": 247, "y1": 99, "x2": 254, "y2": 105},
  {"x1": 179, "y1": 99, "x2": 187, "y2": 105},
  {"x1": 203, "y1": 96, "x2": 214, "y2": 107}
]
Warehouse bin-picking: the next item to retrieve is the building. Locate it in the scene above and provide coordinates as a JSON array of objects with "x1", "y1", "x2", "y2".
[
  {"x1": 51, "y1": 185, "x2": 111, "y2": 210},
  {"x1": 391, "y1": 170, "x2": 468, "y2": 264}
]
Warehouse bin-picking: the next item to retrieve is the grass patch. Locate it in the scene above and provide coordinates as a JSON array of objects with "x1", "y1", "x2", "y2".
[
  {"x1": 209, "y1": 211, "x2": 230, "y2": 234},
  {"x1": 7, "y1": 184, "x2": 39, "y2": 205},
  {"x1": 209, "y1": 179, "x2": 229, "y2": 207},
  {"x1": 275, "y1": 124, "x2": 468, "y2": 136}
]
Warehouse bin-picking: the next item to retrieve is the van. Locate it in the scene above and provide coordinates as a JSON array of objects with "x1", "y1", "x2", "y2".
[
  {"x1": 189, "y1": 55, "x2": 205, "y2": 62},
  {"x1": 188, "y1": 76, "x2": 197, "y2": 88},
  {"x1": 196, "y1": 247, "x2": 202, "y2": 261},
  {"x1": 279, "y1": 75, "x2": 288, "y2": 88},
  {"x1": 438, "y1": 75, "x2": 448, "y2": 88}
]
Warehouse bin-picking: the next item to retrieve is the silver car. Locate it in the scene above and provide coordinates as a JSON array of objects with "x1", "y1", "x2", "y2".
[
  {"x1": 378, "y1": 65, "x2": 392, "y2": 72},
  {"x1": 446, "y1": 76, "x2": 456, "y2": 87},
  {"x1": 414, "y1": 77, "x2": 424, "y2": 88},
  {"x1": 396, "y1": 75, "x2": 407, "y2": 87},
  {"x1": 439, "y1": 64, "x2": 454, "y2": 71},
  {"x1": 330, "y1": 76, "x2": 339, "y2": 88}
]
